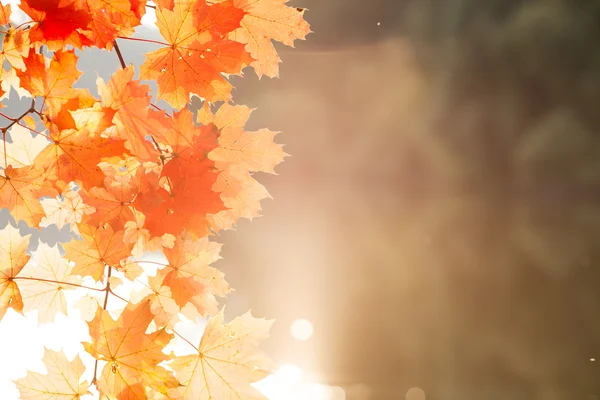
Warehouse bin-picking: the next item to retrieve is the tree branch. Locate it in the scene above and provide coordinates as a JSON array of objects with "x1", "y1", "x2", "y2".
[{"x1": 113, "y1": 40, "x2": 127, "y2": 69}]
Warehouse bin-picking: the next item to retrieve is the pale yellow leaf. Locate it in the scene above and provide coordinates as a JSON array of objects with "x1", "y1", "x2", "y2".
[
  {"x1": 14, "y1": 349, "x2": 91, "y2": 400},
  {"x1": 19, "y1": 243, "x2": 80, "y2": 323}
]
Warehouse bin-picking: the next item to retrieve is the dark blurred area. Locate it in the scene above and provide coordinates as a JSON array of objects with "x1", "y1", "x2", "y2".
[{"x1": 205, "y1": 0, "x2": 600, "y2": 399}]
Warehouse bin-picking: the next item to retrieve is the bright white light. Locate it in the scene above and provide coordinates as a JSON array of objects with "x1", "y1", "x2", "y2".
[
  {"x1": 254, "y1": 364, "x2": 345, "y2": 400},
  {"x1": 290, "y1": 319, "x2": 314, "y2": 341},
  {"x1": 2, "y1": 1, "x2": 28, "y2": 25},
  {"x1": 140, "y1": 5, "x2": 158, "y2": 29},
  {"x1": 276, "y1": 364, "x2": 303, "y2": 385}
]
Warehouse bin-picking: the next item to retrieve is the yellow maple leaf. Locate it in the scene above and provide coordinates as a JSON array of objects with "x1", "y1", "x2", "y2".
[
  {"x1": 208, "y1": 104, "x2": 287, "y2": 174},
  {"x1": 0, "y1": 125, "x2": 51, "y2": 169},
  {"x1": 168, "y1": 310, "x2": 274, "y2": 399},
  {"x1": 62, "y1": 223, "x2": 133, "y2": 281},
  {"x1": 217, "y1": 0, "x2": 311, "y2": 77},
  {"x1": 0, "y1": 223, "x2": 31, "y2": 320},
  {"x1": 207, "y1": 164, "x2": 271, "y2": 231},
  {"x1": 14, "y1": 349, "x2": 91, "y2": 400},
  {"x1": 18, "y1": 243, "x2": 81, "y2": 324}
]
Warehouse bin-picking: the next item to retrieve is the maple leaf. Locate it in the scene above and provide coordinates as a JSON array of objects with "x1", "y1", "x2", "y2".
[
  {"x1": 168, "y1": 310, "x2": 274, "y2": 400},
  {"x1": 208, "y1": 164, "x2": 271, "y2": 230},
  {"x1": 18, "y1": 243, "x2": 81, "y2": 324},
  {"x1": 98, "y1": 66, "x2": 170, "y2": 161},
  {"x1": 0, "y1": 224, "x2": 30, "y2": 320},
  {"x1": 123, "y1": 209, "x2": 175, "y2": 258},
  {"x1": 82, "y1": 0, "x2": 148, "y2": 49},
  {"x1": 62, "y1": 223, "x2": 133, "y2": 281},
  {"x1": 19, "y1": 0, "x2": 93, "y2": 50},
  {"x1": 0, "y1": 165, "x2": 57, "y2": 226},
  {"x1": 0, "y1": 27, "x2": 30, "y2": 71},
  {"x1": 79, "y1": 172, "x2": 139, "y2": 230},
  {"x1": 40, "y1": 185, "x2": 96, "y2": 232},
  {"x1": 0, "y1": 4, "x2": 10, "y2": 25},
  {"x1": 0, "y1": 125, "x2": 50, "y2": 169},
  {"x1": 198, "y1": 103, "x2": 282, "y2": 230},
  {"x1": 84, "y1": 299, "x2": 179, "y2": 399},
  {"x1": 140, "y1": 0, "x2": 251, "y2": 108},
  {"x1": 134, "y1": 120, "x2": 225, "y2": 237},
  {"x1": 208, "y1": 104, "x2": 286, "y2": 173},
  {"x1": 33, "y1": 123, "x2": 129, "y2": 190},
  {"x1": 156, "y1": 230, "x2": 229, "y2": 314},
  {"x1": 14, "y1": 349, "x2": 91, "y2": 399},
  {"x1": 17, "y1": 49, "x2": 83, "y2": 117},
  {"x1": 130, "y1": 276, "x2": 180, "y2": 328},
  {"x1": 154, "y1": 0, "x2": 175, "y2": 10},
  {"x1": 217, "y1": 0, "x2": 311, "y2": 77}
]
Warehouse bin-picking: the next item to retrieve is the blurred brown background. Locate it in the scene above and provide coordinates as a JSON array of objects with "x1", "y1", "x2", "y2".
[
  {"x1": 210, "y1": 1, "x2": 600, "y2": 399},
  {"x1": 83, "y1": 1, "x2": 600, "y2": 399}
]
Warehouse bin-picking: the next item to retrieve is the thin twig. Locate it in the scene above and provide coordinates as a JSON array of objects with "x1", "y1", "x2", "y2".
[
  {"x1": 173, "y1": 330, "x2": 200, "y2": 352},
  {"x1": 117, "y1": 36, "x2": 169, "y2": 47},
  {"x1": 102, "y1": 266, "x2": 113, "y2": 309},
  {"x1": 1, "y1": 98, "x2": 36, "y2": 132},
  {"x1": 113, "y1": 40, "x2": 127, "y2": 69},
  {"x1": 92, "y1": 266, "x2": 113, "y2": 386},
  {"x1": 13, "y1": 276, "x2": 106, "y2": 292},
  {"x1": 108, "y1": 288, "x2": 128, "y2": 303}
]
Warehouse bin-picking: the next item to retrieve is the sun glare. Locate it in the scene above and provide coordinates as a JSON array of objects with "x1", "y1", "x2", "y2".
[{"x1": 290, "y1": 318, "x2": 314, "y2": 341}]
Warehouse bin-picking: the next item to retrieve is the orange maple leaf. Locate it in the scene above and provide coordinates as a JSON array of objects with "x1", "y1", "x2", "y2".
[
  {"x1": 123, "y1": 209, "x2": 175, "y2": 257},
  {"x1": 34, "y1": 124, "x2": 129, "y2": 190},
  {"x1": 140, "y1": 0, "x2": 251, "y2": 108},
  {"x1": 0, "y1": 224, "x2": 30, "y2": 321},
  {"x1": 168, "y1": 310, "x2": 274, "y2": 400},
  {"x1": 84, "y1": 299, "x2": 179, "y2": 399},
  {"x1": 134, "y1": 121, "x2": 225, "y2": 237},
  {"x1": 62, "y1": 223, "x2": 133, "y2": 281},
  {"x1": 0, "y1": 4, "x2": 10, "y2": 25},
  {"x1": 82, "y1": 0, "x2": 147, "y2": 48},
  {"x1": 157, "y1": 231, "x2": 229, "y2": 313},
  {"x1": 98, "y1": 66, "x2": 170, "y2": 161},
  {"x1": 19, "y1": 0, "x2": 93, "y2": 50},
  {"x1": 79, "y1": 172, "x2": 139, "y2": 230},
  {"x1": 17, "y1": 50, "x2": 83, "y2": 117},
  {"x1": 0, "y1": 165, "x2": 57, "y2": 226}
]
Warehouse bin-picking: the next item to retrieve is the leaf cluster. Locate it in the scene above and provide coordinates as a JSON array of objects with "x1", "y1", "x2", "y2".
[{"x1": 0, "y1": 0, "x2": 309, "y2": 398}]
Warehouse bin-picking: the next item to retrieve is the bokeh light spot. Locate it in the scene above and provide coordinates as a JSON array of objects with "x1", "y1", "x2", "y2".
[{"x1": 290, "y1": 319, "x2": 314, "y2": 341}]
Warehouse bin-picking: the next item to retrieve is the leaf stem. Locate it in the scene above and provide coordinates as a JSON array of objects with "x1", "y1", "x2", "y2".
[
  {"x1": 102, "y1": 266, "x2": 112, "y2": 309},
  {"x1": 173, "y1": 329, "x2": 200, "y2": 352},
  {"x1": 13, "y1": 276, "x2": 105, "y2": 292},
  {"x1": 127, "y1": 259, "x2": 169, "y2": 268},
  {"x1": 117, "y1": 36, "x2": 169, "y2": 47},
  {"x1": 92, "y1": 266, "x2": 113, "y2": 387}
]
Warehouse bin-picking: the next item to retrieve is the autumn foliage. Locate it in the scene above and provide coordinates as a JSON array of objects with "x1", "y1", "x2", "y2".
[{"x1": 0, "y1": 0, "x2": 309, "y2": 398}]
